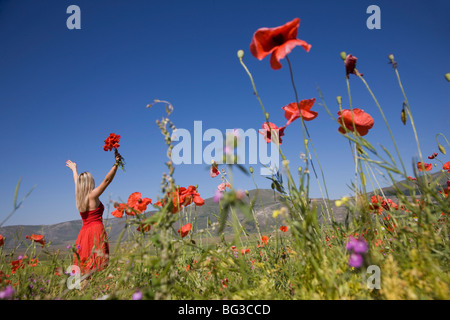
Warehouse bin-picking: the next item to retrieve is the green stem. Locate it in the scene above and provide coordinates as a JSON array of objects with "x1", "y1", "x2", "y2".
[{"x1": 358, "y1": 75, "x2": 407, "y2": 175}]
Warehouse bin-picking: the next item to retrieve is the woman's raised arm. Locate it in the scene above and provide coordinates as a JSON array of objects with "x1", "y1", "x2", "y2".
[
  {"x1": 90, "y1": 152, "x2": 121, "y2": 199},
  {"x1": 66, "y1": 160, "x2": 78, "y2": 188}
]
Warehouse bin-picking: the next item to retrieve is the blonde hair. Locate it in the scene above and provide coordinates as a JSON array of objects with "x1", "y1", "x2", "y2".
[{"x1": 76, "y1": 172, "x2": 95, "y2": 212}]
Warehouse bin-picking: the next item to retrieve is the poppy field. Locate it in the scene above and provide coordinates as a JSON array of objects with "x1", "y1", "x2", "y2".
[{"x1": 1, "y1": 17, "x2": 450, "y2": 301}]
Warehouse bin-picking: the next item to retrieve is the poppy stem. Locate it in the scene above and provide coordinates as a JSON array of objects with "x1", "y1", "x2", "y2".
[
  {"x1": 238, "y1": 54, "x2": 299, "y2": 212},
  {"x1": 286, "y1": 56, "x2": 333, "y2": 223},
  {"x1": 357, "y1": 75, "x2": 407, "y2": 176}
]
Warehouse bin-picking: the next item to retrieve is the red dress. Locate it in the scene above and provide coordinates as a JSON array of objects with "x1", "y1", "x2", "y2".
[{"x1": 73, "y1": 202, "x2": 109, "y2": 274}]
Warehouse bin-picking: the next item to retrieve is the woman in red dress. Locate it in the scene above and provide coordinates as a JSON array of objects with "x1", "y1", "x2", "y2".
[{"x1": 66, "y1": 153, "x2": 121, "y2": 275}]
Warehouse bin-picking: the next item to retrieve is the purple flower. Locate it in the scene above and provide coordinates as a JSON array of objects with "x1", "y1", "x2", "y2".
[
  {"x1": 0, "y1": 286, "x2": 14, "y2": 299},
  {"x1": 353, "y1": 240, "x2": 368, "y2": 254},
  {"x1": 132, "y1": 290, "x2": 142, "y2": 300},
  {"x1": 213, "y1": 190, "x2": 224, "y2": 203},
  {"x1": 348, "y1": 253, "x2": 363, "y2": 268},
  {"x1": 346, "y1": 236, "x2": 368, "y2": 268},
  {"x1": 346, "y1": 236, "x2": 368, "y2": 254}
]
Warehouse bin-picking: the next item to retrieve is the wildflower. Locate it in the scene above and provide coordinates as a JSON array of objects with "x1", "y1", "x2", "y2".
[
  {"x1": 348, "y1": 253, "x2": 364, "y2": 268},
  {"x1": 111, "y1": 192, "x2": 152, "y2": 218},
  {"x1": 417, "y1": 162, "x2": 432, "y2": 172},
  {"x1": 132, "y1": 290, "x2": 142, "y2": 300},
  {"x1": 344, "y1": 54, "x2": 363, "y2": 78},
  {"x1": 126, "y1": 192, "x2": 152, "y2": 214},
  {"x1": 249, "y1": 17, "x2": 311, "y2": 70},
  {"x1": 241, "y1": 248, "x2": 250, "y2": 255},
  {"x1": 443, "y1": 161, "x2": 450, "y2": 173},
  {"x1": 103, "y1": 133, "x2": 121, "y2": 151},
  {"x1": 10, "y1": 256, "x2": 26, "y2": 274},
  {"x1": 217, "y1": 182, "x2": 231, "y2": 192},
  {"x1": 346, "y1": 236, "x2": 368, "y2": 268},
  {"x1": 221, "y1": 278, "x2": 229, "y2": 288},
  {"x1": 282, "y1": 99, "x2": 318, "y2": 125},
  {"x1": 25, "y1": 234, "x2": 46, "y2": 247},
  {"x1": 428, "y1": 152, "x2": 438, "y2": 159},
  {"x1": 210, "y1": 160, "x2": 220, "y2": 178},
  {"x1": 137, "y1": 222, "x2": 151, "y2": 233},
  {"x1": 337, "y1": 108, "x2": 374, "y2": 136},
  {"x1": 346, "y1": 236, "x2": 368, "y2": 254},
  {"x1": 213, "y1": 189, "x2": 224, "y2": 203},
  {"x1": 178, "y1": 223, "x2": 192, "y2": 238},
  {"x1": 0, "y1": 234, "x2": 4, "y2": 247},
  {"x1": 407, "y1": 176, "x2": 417, "y2": 181},
  {"x1": 261, "y1": 235, "x2": 269, "y2": 245},
  {"x1": 111, "y1": 202, "x2": 128, "y2": 218},
  {"x1": 280, "y1": 226, "x2": 288, "y2": 232},
  {"x1": 335, "y1": 196, "x2": 349, "y2": 207},
  {"x1": 0, "y1": 285, "x2": 14, "y2": 300},
  {"x1": 260, "y1": 122, "x2": 286, "y2": 144},
  {"x1": 272, "y1": 210, "x2": 280, "y2": 218},
  {"x1": 369, "y1": 195, "x2": 384, "y2": 215}
]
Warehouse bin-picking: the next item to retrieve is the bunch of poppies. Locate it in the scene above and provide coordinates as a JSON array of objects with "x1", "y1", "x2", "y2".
[{"x1": 103, "y1": 133, "x2": 125, "y2": 170}]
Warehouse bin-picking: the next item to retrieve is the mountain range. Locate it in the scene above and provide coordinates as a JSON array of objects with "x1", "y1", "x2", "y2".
[{"x1": 0, "y1": 171, "x2": 447, "y2": 250}]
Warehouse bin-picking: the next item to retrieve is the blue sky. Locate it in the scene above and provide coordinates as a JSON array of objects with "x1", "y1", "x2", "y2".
[{"x1": 0, "y1": 0, "x2": 449, "y2": 226}]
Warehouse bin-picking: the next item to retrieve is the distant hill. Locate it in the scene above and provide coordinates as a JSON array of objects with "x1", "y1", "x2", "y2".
[{"x1": 0, "y1": 172, "x2": 447, "y2": 249}]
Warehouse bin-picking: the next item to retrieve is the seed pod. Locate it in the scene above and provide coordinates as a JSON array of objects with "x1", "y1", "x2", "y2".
[{"x1": 401, "y1": 108, "x2": 407, "y2": 125}]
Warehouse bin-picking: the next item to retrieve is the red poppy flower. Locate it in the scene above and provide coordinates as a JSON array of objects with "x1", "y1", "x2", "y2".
[
  {"x1": 210, "y1": 161, "x2": 220, "y2": 178},
  {"x1": 369, "y1": 195, "x2": 383, "y2": 215},
  {"x1": 29, "y1": 258, "x2": 39, "y2": 267},
  {"x1": 345, "y1": 54, "x2": 363, "y2": 78},
  {"x1": 111, "y1": 202, "x2": 128, "y2": 218},
  {"x1": 282, "y1": 98, "x2": 318, "y2": 125},
  {"x1": 261, "y1": 235, "x2": 269, "y2": 245},
  {"x1": 25, "y1": 234, "x2": 46, "y2": 247},
  {"x1": 241, "y1": 248, "x2": 250, "y2": 255},
  {"x1": 417, "y1": 162, "x2": 432, "y2": 172},
  {"x1": 170, "y1": 186, "x2": 205, "y2": 214},
  {"x1": 103, "y1": 133, "x2": 121, "y2": 152},
  {"x1": 260, "y1": 122, "x2": 286, "y2": 144},
  {"x1": 280, "y1": 226, "x2": 288, "y2": 232},
  {"x1": 0, "y1": 234, "x2": 4, "y2": 247},
  {"x1": 250, "y1": 17, "x2": 311, "y2": 70},
  {"x1": 381, "y1": 198, "x2": 398, "y2": 211},
  {"x1": 337, "y1": 108, "x2": 374, "y2": 136},
  {"x1": 137, "y1": 222, "x2": 151, "y2": 233},
  {"x1": 428, "y1": 152, "x2": 438, "y2": 160},
  {"x1": 443, "y1": 161, "x2": 450, "y2": 173},
  {"x1": 407, "y1": 176, "x2": 417, "y2": 181},
  {"x1": 127, "y1": 192, "x2": 152, "y2": 214},
  {"x1": 178, "y1": 223, "x2": 192, "y2": 238},
  {"x1": 11, "y1": 256, "x2": 26, "y2": 274}
]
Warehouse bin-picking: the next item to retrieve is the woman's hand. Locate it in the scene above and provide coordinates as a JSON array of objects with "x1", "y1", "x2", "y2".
[
  {"x1": 114, "y1": 150, "x2": 122, "y2": 164},
  {"x1": 66, "y1": 160, "x2": 77, "y2": 171}
]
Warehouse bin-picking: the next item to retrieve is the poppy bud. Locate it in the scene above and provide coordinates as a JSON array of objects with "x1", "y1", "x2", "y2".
[
  {"x1": 401, "y1": 108, "x2": 407, "y2": 125},
  {"x1": 340, "y1": 51, "x2": 347, "y2": 61},
  {"x1": 439, "y1": 144, "x2": 446, "y2": 155},
  {"x1": 237, "y1": 50, "x2": 244, "y2": 59},
  {"x1": 445, "y1": 73, "x2": 450, "y2": 82},
  {"x1": 388, "y1": 54, "x2": 395, "y2": 62},
  {"x1": 265, "y1": 112, "x2": 269, "y2": 121},
  {"x1": 249, "y1": 166, "x2": 253, "y2": 174},
  {"x1": 336, "y1": 96, "x2": 342, "y2": 106},
  {"x1": 298, "y1": 167, "x2": 302, "y2": 172}
]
